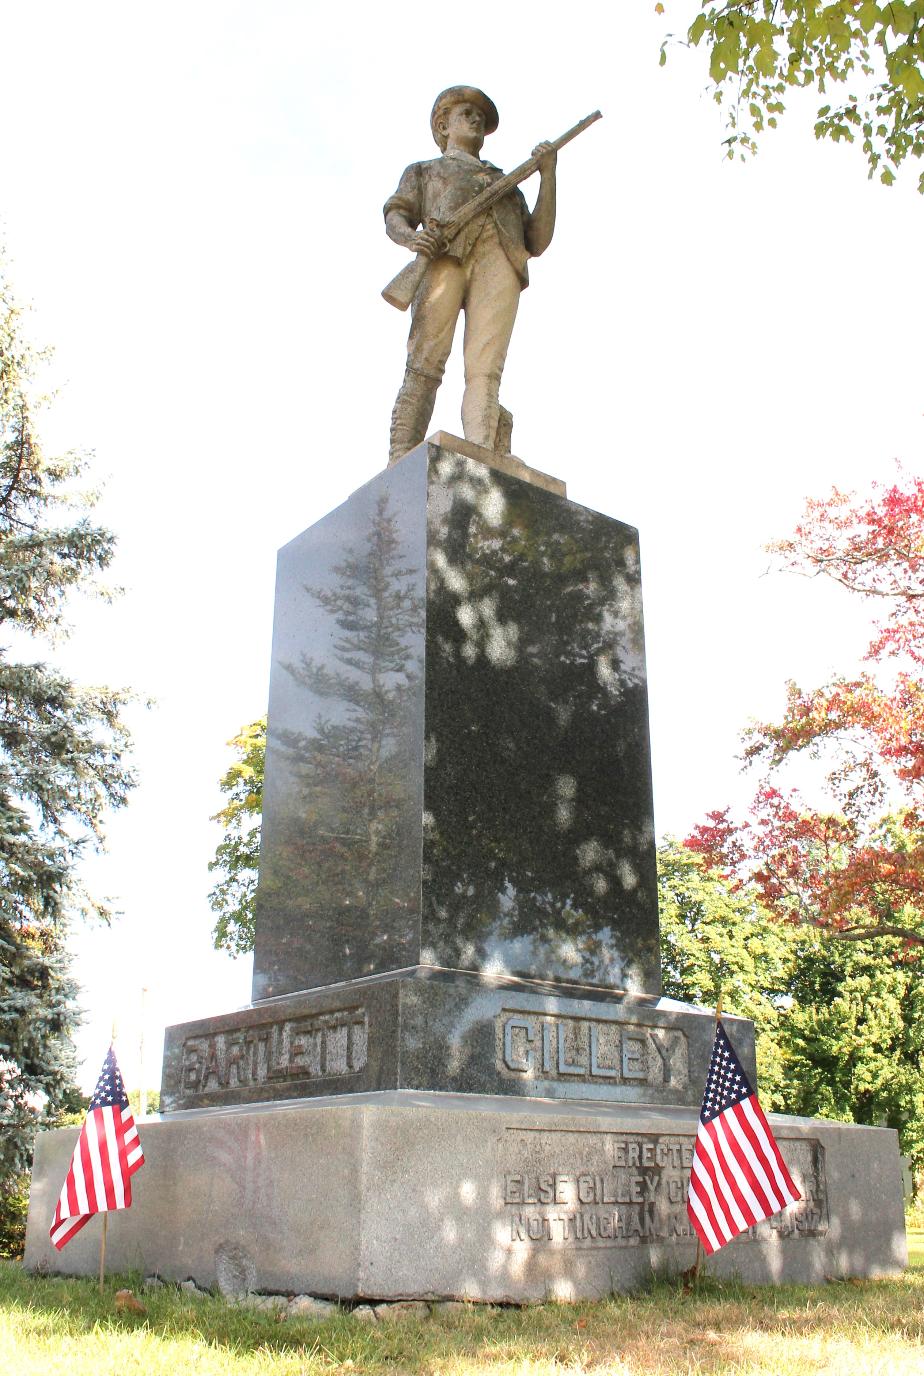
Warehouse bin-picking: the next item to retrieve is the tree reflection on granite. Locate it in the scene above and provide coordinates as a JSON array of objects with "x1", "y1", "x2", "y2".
[
  {"x1": 252, "y1": 443, "x2": 659, "y2": 1001},
  {"x1": 423, "y1": 453, "x2": 658, "y2": 993},
  {"x1": 254, "y1": 472, "x2": 427, "y2": 998}
]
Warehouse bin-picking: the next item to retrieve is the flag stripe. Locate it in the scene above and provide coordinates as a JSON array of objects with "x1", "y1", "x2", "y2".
[
  {"x1": 710, "y1": 1113, "x2": 765, "y2": 1226},
  {"x1": 72, "y1": 1139, "x2": 89, "y2": 1215},
  {"x1": 697, "y1": 1125, "x2": 747, "y2": 1233},
  {"x1": 90, "y1": 1111, "x2": 115, "y2": 1210},
  {"x1": 742, "y1": 1097, "x2": 801, "y2": 1206},
  {"x1": 79, "y1": 1124, "x2": 98, "y2": 1212},
  {"x1": 64, "y1": 1159, "x2": 80, "y2": 1219},
  {"x1": 703, "y1": 1118, "x2": 754, "y2": 1229},
  {"x1": 50, "y1": 1212, "x2": 90, "y2": 1249},
  {"x1": 122, "y1": 1106, "x2": 145, "y2": 1177},
  {"x1": 718, "y1": 1105, "x2": 776, "y2": 1219},
  {"x1": 105, "y1": 1106, "x2": 126, "y2": 1209},
  {"x1": 687, "y1": 1181, "x2": 722, "y2": 1254},
  {"x1": 687, "y1": 1163, "x2": 717, "y2": 1247},
  {"x1": 690, "y1": 1149, "x2": 733, "y2": 1244},
  {"x1": 728, "y1": 1101, "x2": 784, "y2": 1213},
  {"x1": 687, "y1": 1167, "x2": 723, "y2": 1255}
]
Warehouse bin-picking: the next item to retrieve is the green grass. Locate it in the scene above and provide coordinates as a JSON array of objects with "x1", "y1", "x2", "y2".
[{"x1": 2, "y1": 1249, "x2": 923, "y2": 1376}]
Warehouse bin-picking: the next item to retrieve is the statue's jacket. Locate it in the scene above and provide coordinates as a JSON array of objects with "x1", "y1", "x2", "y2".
[{"x1": 384, "y1": 147, "x2": 531, "y2": 288}]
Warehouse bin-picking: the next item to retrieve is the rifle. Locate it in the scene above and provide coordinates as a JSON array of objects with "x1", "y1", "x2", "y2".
[{"x1": 381, "y1": 110, "x2": 602, "y2": 311}]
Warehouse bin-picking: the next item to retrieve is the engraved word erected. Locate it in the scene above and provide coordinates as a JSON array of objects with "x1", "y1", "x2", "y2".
[
  {"x1": 181, "y1": 1007, "x2": 368, "y2": 1096},
  {"x1": 498, "y1": 1011, "x2": 688, "y2": 1088},
  {"x1": 498, "y1": 1128, "x2": 828, "y2": 1248}
]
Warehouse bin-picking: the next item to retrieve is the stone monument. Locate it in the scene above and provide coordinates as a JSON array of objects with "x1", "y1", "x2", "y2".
[{"x1": 23, "y1": 89, "x2": 907, "y2": 1302}]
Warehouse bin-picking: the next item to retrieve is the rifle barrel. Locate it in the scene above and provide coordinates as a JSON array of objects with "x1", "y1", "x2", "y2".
[{"x1": 440, "y1": 110, "x2": 602, "y2": 242}]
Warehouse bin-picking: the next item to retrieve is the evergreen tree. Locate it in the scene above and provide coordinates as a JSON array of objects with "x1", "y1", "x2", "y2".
[{"x1": 0, "y1": 256, "x2": 134, "y2": 1187}]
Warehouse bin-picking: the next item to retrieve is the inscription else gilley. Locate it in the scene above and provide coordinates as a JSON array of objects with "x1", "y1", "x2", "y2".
[{"x1": 499, "y1": 1130, "x2": 829, "y2": 1248}]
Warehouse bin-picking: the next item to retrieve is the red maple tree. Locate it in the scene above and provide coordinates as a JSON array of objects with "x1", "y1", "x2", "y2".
[{"x1": 686, "y1": 472, "x2": 924, "y2": 955}]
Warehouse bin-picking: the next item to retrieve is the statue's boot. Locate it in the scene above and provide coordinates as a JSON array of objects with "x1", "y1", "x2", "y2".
[
  {"x1": 388, "y1": 368, "x2": 440, "y2": 466},
  {"x1": 495, "y1": 404, "x2": 514, "y2": 455},
  {"x1": 461, "y1": 369, "x2": 505, "y2": 451}
]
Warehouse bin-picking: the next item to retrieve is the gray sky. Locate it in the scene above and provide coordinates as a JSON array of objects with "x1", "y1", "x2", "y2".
[{"x1": 0, "y1": 1, "x2": 920, "y2": 1091}]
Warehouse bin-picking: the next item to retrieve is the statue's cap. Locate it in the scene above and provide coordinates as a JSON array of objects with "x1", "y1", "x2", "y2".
[{"x1": 430, "y1": 87, "x2": 499, "y2": 150}]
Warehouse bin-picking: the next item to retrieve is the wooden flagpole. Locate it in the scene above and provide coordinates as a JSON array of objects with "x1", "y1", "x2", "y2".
[
  {"x1": 98, "y1": 1214, "x2": 108, "y2": 1295},
  {"x1": 691, "y1": 989, "x2": 724, "y2": 1288}
]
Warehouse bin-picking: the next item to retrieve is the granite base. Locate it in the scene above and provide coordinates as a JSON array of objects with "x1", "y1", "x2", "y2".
[
  {"x1": 24, "y1": 1092, "x2": 906, "y2": 1301},
  {"x1": 160, "y1": 972, "x2": 758, "y2": 1114}
]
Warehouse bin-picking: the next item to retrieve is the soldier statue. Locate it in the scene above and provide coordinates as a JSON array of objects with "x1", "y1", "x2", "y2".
[{"x1": 383, "y1": 86, "x2": 561, "y2": 465}]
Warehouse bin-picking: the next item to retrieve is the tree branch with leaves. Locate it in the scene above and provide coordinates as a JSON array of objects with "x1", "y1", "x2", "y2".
[
  {"x1": 687, "y1": 472, "x2": 924, "y2": 956},
  {"x1": 662, "y1": 1, "x2": 924, "y2": 189}
]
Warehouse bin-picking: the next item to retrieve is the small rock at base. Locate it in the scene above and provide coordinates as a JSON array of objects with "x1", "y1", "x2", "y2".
[
  {"x1": 433, "y1": 1300, "x2": 469, "y2": 1315},
  {"x1": 351, "y1": 1305, "x2": 378, "y2": 1323},
  {"x1": 237, "y1": 1293, "x2": 290, "y2": 1313},
  {"x1": 288, "y1": 1295, "x2": 337, "y2": 1319},
  {"x1": 179, "y1": 1280, "x2": 209, "y2": 1300},
  {"x1": 373, "y1": 1300, "x2": 431, "y2": 1320},
  {"x1": 143, "y1": 1276, "x2": 164, "y2": 1289}
]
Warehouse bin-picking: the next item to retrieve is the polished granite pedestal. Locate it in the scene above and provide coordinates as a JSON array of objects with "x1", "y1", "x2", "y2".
[
  {"x1": 251, "y1": 434, "x2": 660, "y2": 1003},
  {"x1": 24, "y1": 436, "x2": 907, "y2": 1296}
]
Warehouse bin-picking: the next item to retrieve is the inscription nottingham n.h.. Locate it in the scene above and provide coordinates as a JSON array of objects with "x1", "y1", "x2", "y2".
[
  {"x1": 498, "y1": 1011, "x2": 688, "y2": 1088},
  {"x1": 181, "y1": 1007, "x2": 368, "y2": 1096}
]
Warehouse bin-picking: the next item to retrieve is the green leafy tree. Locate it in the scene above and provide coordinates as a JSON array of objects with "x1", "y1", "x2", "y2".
[
  {"x1": 663, "y1": 1, "x2": 924, "y2": 189},
  {"x1": 659, "y1": 837, "x2": 924, "y2": 1177},
  {"x1": 781, "y1": 930, "x2": 924, "y2": 1165},
  {"x1": 209, "y1": 718, "x2": 265, "y2": 955},
  {"x1": 126, "y1": 1087, "x2": 159, "y2": 1118},
  {"x1": 0, "y1": 256, "x2": 133, "y2": 1192},
  {"x1": 658, "y1": 836, "x2": 794, "y2": 1106}
]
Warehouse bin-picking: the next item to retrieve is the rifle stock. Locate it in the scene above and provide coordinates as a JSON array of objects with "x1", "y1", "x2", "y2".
[
  {"x1": 382, "y1": 254, "x2": 431, "y2": 311},
  {"x1": 381, "y1": 109, "x2": 601, "y2": 311}
]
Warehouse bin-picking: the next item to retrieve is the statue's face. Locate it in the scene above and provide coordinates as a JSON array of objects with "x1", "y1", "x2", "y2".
[{"x1": 440, "y1": 102, "x2": 486, "y2": 153}]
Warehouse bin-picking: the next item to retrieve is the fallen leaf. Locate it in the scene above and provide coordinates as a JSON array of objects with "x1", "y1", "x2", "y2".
[{"x1": 114, "y1": 1289, "x2": 147, "y2": 1315}]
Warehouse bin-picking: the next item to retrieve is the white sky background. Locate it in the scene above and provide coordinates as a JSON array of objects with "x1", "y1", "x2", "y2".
[{"x1": 0, "y1": 1, "x2": 920, "y2": 1094}]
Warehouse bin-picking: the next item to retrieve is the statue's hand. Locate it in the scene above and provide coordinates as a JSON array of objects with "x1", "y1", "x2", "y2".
[
  {"x1": 411, "y1": 227, "x2": 443, "y2": 259},
  {"x1": 532, "y1": 141, "x2": 558, "y2": 174}
]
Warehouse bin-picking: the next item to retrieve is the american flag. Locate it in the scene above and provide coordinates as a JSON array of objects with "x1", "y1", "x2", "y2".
[
  {"x1": 687, "y1": 1020, "x2": 801, "y2": 1255},
  {"x1": 49, "y1": 1045, "x2": 145, "y2": 1250}
]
